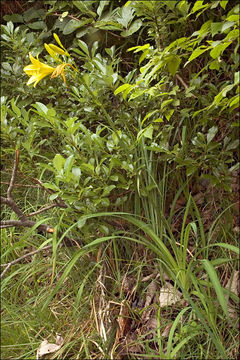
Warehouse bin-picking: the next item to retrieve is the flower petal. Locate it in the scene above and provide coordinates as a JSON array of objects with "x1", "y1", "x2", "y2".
[
  {"x1": 48, "y1": 44, "x2": 69, "y2": 56},
  {"x1": 53, "y1": 33, "x2": 65, "y2": 50}
]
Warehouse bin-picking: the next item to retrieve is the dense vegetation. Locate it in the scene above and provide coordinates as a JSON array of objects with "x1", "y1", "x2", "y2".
[{"x1": 1, "y1": 1, "x2": 239, "y2": 359}]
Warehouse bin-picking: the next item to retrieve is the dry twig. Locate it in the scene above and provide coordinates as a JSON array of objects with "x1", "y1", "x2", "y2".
[
  {"x1": 0, "y1": 245, "x2": 53, "y2": 279},
  {"x1": 0, "y1": 151, "x2": 65, "y2": 232},
  {"x1": 1, "y1": 151, "x2": 83, "y2": 246}
]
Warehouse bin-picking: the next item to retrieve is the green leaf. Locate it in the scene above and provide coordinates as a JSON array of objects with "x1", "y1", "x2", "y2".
[
  {"x1": 121, "y1": 19, "x2": 142, "y2": 37},
  {"x1": 95, "y1": 20, "x2": 123, "y2": 31},
  {"x1": 220, "y1": 0, "x2": 228, "y2": 10},
  {"x1": 49, "y1": 193, "x2": 59, "y2": 201},
  {"x1": 128, "y1": 43, "x2": 150, "y2": 53},
  {"x1": 202, "y1": 259, "x2": 229, "y2": 318},
  {"x1": 64, "y1": 155, "x2": 75, "y2": 174},
  {"x1": 234, "y1": 71, "x2": 239, "y2": 84},
  {"x1": 211, "y1": 22, "x2": 223, "y2": 36},
  {"x1": 209, "y1": 59, "x2": 220, "y2": 70},
  {"x1": 210, "y1": 42, "x2": 231, "y2": 59},
  {"x1": 28, "y1": 21, "x2": 46, "y2": 30},
  {"x1": 226, "y1": 139, "x2": 239, "y2": 151},
  {"x1": 63, "y1": 19, "x2": 88, "y2": 35},
  {"x1": 77, "y1": 217, "x2": 86, "y2": 229},
  {"x1": 114, "y1": 83, "x2": 132, "y2": 95},
  {"x1": 185, "y1": 47, "x2": 209, "y2": 66},
  {"x1": 23, "y1": 8, "x2": 45, "y2": 22},
  {"x1": 53, "y1": 154, "x2": 65, "y2": 172},
  {"x1": 102, "y1": 185, "x2": 116, "y2": 197},
  {"x1": 167, "y1": 55, "x2": 181, "y2": 75},
  {"x1": 34, "y1": 102, "x2": 48, "y2": 115},
  {"x1": 190, "y1": 1, "x2": 208, "y2": 14},
  {"x1": 3, "y1": 14, "x2": 23, "y2": 23},
  {"x1": 207, "y1": 126, "x2": 218, "y2": 144},
  {"x1": 164, "y1": 109, "x2": 174, "y2": 121},
  {"x1": 80, "y1": 163, "x2": 94, "y2": 175},
  {"x1": 221, "y1": 21, "x2": 235, "y2": 32},
  {"x1": 137, "y1": 125, "x2": 153, "y2": 141},
  {"x1": 72, "y1": 1, "x2": 96, "y2": 17},
  {"x1": 142, "y1": 110, "x2": 159, "y2": 125},
  {"x1": 42, "y1": 183, "x2": 60, "y2": 192},
  {"x1": 97, "y1": 0, "x2": 110, "y2": 17},
  {"x1": 117, "y1": 6, "x2": 134, "y2": 28},
  {"x1": 77, "y1": 39, "x2": 89, "y2": 56},
  {"x1": 11, "y1": 99, "x2": 21, "y2": 117}
]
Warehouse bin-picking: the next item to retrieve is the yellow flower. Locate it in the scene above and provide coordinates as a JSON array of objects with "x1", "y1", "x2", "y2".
[
  {"x1": 23, "y1": 53, "x2": 55, "y2": 87},
  {"x1": 51, "y1": 63, "x2": 76, "y2": 84},
  {"x1": 44, "y1": 33, "x2": 70, "y2": 60},
  {"x1": 44, "y1": 43, "x2": 70, "y2": 60},
  {"x1": 24, "y1": 53, "x2": 77, "y2": 87}
]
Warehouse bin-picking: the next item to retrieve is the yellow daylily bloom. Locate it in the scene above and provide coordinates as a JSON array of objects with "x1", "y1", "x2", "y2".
[
  {"x1": 53, "y1": 33, "x2": 67, "y2": 51},
  {"x1": 51, "y1": 63, "x2": 77, "y2": 84},
  {"x1": 23, "y1": 53, "x2": 55, "y2": 87},
  {"x1": 48, "y1": 43, "x2": 69, "y2": 56},
  {"x1": 23, "y1": 53, "x2": 77, "y2": 87},
  {"x1": 44, "y1": 43, "x2": 69, "y2": 60}
]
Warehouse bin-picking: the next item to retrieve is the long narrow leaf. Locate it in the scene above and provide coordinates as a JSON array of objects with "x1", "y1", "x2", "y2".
[{"x1": 202, "y1": 259, "x2": 229, "y2": 319}]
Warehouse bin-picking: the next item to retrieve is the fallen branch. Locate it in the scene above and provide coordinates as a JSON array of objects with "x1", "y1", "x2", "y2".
[
  {"x1": 1, "y1": 152, "x2": 84, "y2": 272},
  {"x1": 0, "y1": 150, "x2": 65, "y2": 234},
  {"x1": 0, "y1": 181, "x2": 41, "y2": 188},
  {"x1": 0, "y1": 245, "x2": 53, "y2": 279}
]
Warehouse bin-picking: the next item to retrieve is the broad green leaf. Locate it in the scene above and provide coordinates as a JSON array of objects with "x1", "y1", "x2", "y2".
[
  {"x1": 28, "y1": 21, "x2": 46, "y2": 30},
  {"x1": 211, "y1": 22, "x2": 223, "y2": 36},
  {"x1": 191, "y1": 1, "x2": 208, "y2": 14},
  {"x1": 97, "y1": 0, "x2": 110, "y2": 17},
  {"x1": 117, "y1": 6, "x2": 134, "y2": 28},
  {"x1": 64, "y1": 155, "x2": 75, "y2": 174},
  {"x1": 63, "y1": 19, "x2": 88, "y2": 35},
  {"x1": 210, "y1": 42, "x2": 231, "y2": 59},
  {"x1": 114, "y1": 83, "x2": 132, "y2": 95},
  {"x1": 34, "y1": 102, "x2": 48, "y2": 115},
  {"x1": 128, "y1": 88, "x2": 146, "y2": 100},
  {"x1": 80, "y1": 163, "x2": 94, "y2": 175},
  {"x1": 77, "y1": 39, "x2": 89, "y2": 56},
  {"x1": 72, "y1": 1, "x2": 96, "y2": 17},
  {"x1": 121, "y1": 19, "x2": 142, "y2": 37},
  {"x1": 137, "y1": 125, "x2": 153, "y2": 141},
  {"x1": 214, "y1": 84, "x2": 235, "y2": 105},
  {"x1": 102, "y1": 185, "x2": 116, "y2": 197},
  {"x1": 11, "y1": 99, "x2": 21, "y2": 117},
  {"x1": 42, "y1": 183, "x2": 60, "y2": 191},
  {"x1": 185, "y1": 47, "x2": 209, "y2": 65},
  {"x1": 3, "y1": 14, "x2": 23, "y2": 23},
  {"x1": 234, "y1": 71, "x2": 239, "y2": 84},
  {"x1": 207, "y1": 126, "x2": 218, "y2": 144},
  {"x1": 209, "y1": 59, "x2": 220, "y2": 70},
  {"x1": 226, "y1": 139, "x2": 239, "y2": 151},
  {"x1": 127, "y1": 43, "x2": 150, "y2": 52},
  {"x1": 161, "y1": 99, "x2": 174, "y2": 109},
  {"x1": 165, "y1": 109, "x2": 174, "y2": 121},
  {"x1": 53, "y1": 154, "x2": 65, "y2": 172},
  {"x1": 221, "y1": 21, "x2": 235, "y2": 32},
  {"x1": 95, "y1": 20, "x2": 123, "y2": 31},
  {"x1": 167, "y1": 55, "x2": 181, "y2": 75},
  {"x1": 142, "y1": 110, "x2": 159, "y2": 125},
  {"x1": 220, "y1": 0, "x2": 228, "y2": 9}
]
